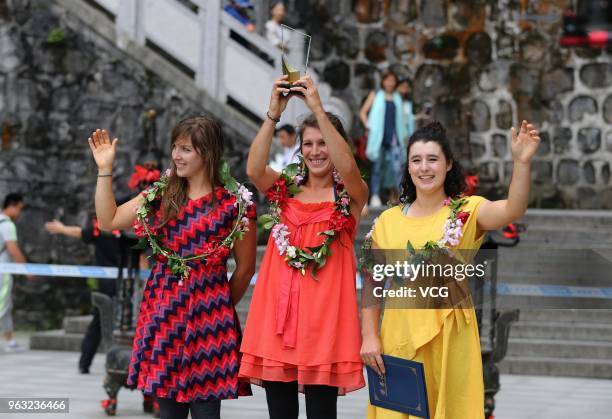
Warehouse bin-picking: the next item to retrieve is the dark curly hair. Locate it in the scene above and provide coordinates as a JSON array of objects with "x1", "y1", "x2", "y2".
[{"x1": 399, "y1": 121, "x2": 466, "y2": 204}]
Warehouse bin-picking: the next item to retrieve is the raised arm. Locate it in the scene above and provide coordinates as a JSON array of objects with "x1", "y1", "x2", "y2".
[
  {"x1": 88, "y1": 129, "x2": 143, "y2": 231},
  {"x1": 246, "y1": 76, "x2": 294, "y2": 193},
  {"x1": 44, "y1": 220, "x2": 83, "y2": 239},
  {"x1": 291, "y1": 76, "x2": 369, "y2": 213},
  {"x1": 359, "y1": 91, "x2": 375, "y2": 130},
  {"x1": 477, "y1": 121, "x2": 541, "y2": 231}
]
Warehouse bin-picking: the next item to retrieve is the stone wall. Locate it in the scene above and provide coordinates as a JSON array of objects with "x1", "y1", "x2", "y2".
[
  {"x1": 269, "y1": 0, "x2": 612, "y2": 209},
  {"x1": 0, "y1": 0, "x2": 253, "y2": 329}
]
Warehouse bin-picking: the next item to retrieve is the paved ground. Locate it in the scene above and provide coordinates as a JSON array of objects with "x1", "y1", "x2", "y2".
[{"x1": 1, "y1": 333, "x2": 611, "y2": 418}]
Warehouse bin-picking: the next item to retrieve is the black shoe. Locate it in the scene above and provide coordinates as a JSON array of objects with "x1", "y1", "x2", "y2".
[
  {"x1": 79, "y1": 367, "x2": 90, "y2": 374},
  {"x1": 143, "y1": 396, "x2": 153, "y2": 413}
]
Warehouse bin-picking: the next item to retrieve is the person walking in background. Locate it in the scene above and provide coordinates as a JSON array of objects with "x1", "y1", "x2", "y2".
[
  {"x1": 269, "y1": 124, "x2": 300, "y2": 172},
  {"x1": 0, "y1": 193, "x2": 29, "y2": 352},
  {"x1": 359, "y1": 71, "x2": 407, "y2": 208},
  {"x1": 265, "y1": 2, "x2": 286, "y2": 49},
  {"x1": 44, "y1": 214, "x2": 121, "y2": 373},
  {"x1": 397, "y1": 77, "x2": 415, "y2": 140}
]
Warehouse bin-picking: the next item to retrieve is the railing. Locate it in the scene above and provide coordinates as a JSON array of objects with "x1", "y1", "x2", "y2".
[{"x1": 84, "y1": 0, "x2": 351, "y2": 128}]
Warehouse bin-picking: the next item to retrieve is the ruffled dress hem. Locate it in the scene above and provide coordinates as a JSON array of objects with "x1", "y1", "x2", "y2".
[{"x1": 239, "y1": 353, "x2": 365, "y2": 395}]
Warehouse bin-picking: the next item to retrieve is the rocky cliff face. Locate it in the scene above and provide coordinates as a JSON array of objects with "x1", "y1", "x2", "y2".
[
  {"x1": 273, "y1": 0, "x2": 612, "y2": 208},
  {"x1": 0, "y1": 0, "x2": 251, "y2": 328}
]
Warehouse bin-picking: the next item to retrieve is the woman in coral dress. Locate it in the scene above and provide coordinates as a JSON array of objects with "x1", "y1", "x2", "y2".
[
  {"x1": 240, "y1": 75, "x2": 368, "y2": 418},
  {"x1": 362, "y1": 121, "x2": 540, "y2": 419}
]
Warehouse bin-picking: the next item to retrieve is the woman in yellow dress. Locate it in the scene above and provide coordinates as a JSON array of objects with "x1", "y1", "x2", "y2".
[{"x1": 361, "y1": 120, "x2": 540, "y2": 419}]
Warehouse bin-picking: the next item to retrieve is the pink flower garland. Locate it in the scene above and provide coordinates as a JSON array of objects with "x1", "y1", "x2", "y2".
[{"x1": 260, "y1": 162, "x2": 352, "y2": 278}]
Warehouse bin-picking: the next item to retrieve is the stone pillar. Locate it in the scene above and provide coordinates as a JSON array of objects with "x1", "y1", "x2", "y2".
[
  {"x1": 115, "y1": 0, "x2": 144, "y2": 49},
  {"x1": 198, "y1": 0, "x2": 221, "y2": 97}
]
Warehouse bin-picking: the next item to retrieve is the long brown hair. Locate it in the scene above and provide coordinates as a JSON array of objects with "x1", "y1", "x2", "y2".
[
  {"x1": 161, "y1": 116, "x2": 224, "y2": 224},
  {"x1": 297, "y1": 112, "x2": 349, "y2": 151}
]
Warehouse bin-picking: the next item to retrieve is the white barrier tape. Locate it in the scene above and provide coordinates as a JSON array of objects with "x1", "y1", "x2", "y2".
[
  {"x1": 0, "y1": 262, "x2": 150, "y2": 279},
  {"x1": 2, "y1": 263, "x2": 611, "y2": 299},
  {"x1": 493, "y1": 282, "x2": 612, "y2": 299}
]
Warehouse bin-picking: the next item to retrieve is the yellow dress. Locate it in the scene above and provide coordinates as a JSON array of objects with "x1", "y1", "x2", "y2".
[{"x1": 366, "y1": 196, "x2": 486, "y2": 419}]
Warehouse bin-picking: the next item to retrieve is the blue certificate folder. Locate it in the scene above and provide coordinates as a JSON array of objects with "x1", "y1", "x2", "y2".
[{"x1": 366, "y1": 354, "x2": 430, "y2": 418}]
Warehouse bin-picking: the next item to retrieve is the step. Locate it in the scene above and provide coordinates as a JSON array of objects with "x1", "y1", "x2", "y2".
[
  {"x1": 29, "y1": 330, "x2": 102, "y2": 352},
  {"x1": 516, "y1": 309, "x2": 612, "y2": 323},
  {"x1": 498, "y1": 355, "x2": 612, "y2": 379},
  {"x1": 496, "y1": 271, "x2": 612, "y2": 288},
  {"x1": 507, "y1": 337, "x2": 612, "y2": 360},
  {"x1": 509, "y1": 321, "x2": 612, "y2": 341},
  {"x1": 63, "y1": 315, "x2": 93, "y2": 334},
  {"x1": 520, "y1": 209, "x2": 612, "y2": 229},
  {"x1": 227, "y1": 246, "x2": 268, "y2": 271},
  {"x1": 235, "y1": 286, "x2": 255, "y2": 326},
  {"x1": 354, "y1": 232, "x2": 610, "y2": 250},
  {"x1": 493, "y1": 295, "x2": 612, "y2": 310},
  {"x1": 496, "y1": 247, "x2": 609, "y2": 264},
  {"x1": 521, "y1": 226, "x2": 612, "y2": 247},
  {"x1": 356, "y1": 208, "x2": 612, "y2": 228},
  {"x1": 355, "y1": 211, "x2": 612, "y2": 249}
]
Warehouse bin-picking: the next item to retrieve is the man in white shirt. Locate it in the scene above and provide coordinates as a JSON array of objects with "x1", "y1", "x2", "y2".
[
  {"x1": 269, "y1": 124, "x2": 300, "y2": 172},
  {"x1": 0, "y1": 193, "x2": 27, "y2": 352}
]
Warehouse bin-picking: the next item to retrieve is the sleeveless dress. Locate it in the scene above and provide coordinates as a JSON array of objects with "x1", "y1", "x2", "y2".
[
  {"x1": 239, "y1": 195, "x2": 365, "y2": 395},
  {"x1": 127, "y1": 187, "x2": 255, "y2": 402},
  {"x1": 367, "y1": 195, "x2": 486, "y2": 419}
]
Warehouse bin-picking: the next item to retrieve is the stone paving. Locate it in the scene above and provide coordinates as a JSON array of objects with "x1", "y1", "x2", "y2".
[{"x1": 1, "y1": 334, "x2": 611, "y2": 419}]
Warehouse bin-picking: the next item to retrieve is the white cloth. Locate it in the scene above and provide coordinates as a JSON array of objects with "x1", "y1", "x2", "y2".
[
  {"x1": 265, "y1": 20, "x2": 283, "y2": 48},
  {"x1": 0, "y1": 213, "x2": 17, "y2": 320},
  {"x1": 269, "y1": 142, "x2": 300, "y2": 172},
  {"x1": 0, "y1": 213, "x2": 16, "y2": 263}
]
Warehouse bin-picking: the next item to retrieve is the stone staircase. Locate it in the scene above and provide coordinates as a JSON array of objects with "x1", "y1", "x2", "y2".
[
  {"x1": 30, "y1": 209, "x2": 612, "y2": 379},
  {"x1": 491, "y1": 210, "x2": 612, "y2": 378},
  {"x1": 499, "y1": 309, "x2": 612, "y2": 378},
  {"x1": 30, "y1": 315, "x2": 96, "y2": 352}
]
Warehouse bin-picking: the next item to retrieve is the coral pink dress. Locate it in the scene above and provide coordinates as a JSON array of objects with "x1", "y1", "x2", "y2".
[{"x1": 239, "y1": 197, "x2": 365, "y2": 394}]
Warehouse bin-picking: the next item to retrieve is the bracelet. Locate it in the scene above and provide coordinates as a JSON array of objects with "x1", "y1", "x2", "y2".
[
  {"x1": 98, "y1": 174, "x2": 112, "y2": 177},
  {"x1": 266, "y1": 111, "x2": 280, "y2": 124}
]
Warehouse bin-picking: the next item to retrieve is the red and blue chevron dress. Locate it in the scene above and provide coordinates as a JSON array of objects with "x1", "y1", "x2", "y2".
[{"x1": 127, "y1": 187, "x2": 255, "y2": 402}]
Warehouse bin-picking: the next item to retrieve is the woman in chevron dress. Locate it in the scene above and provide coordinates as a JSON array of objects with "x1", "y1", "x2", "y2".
[{"x1": 88, "y1": 116, "x2": 257, "y2": 419}]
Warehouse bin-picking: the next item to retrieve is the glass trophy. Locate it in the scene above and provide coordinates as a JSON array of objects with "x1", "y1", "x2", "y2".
[{"x1": 280, "y1": 24, "x2": 311, "y2": 87}]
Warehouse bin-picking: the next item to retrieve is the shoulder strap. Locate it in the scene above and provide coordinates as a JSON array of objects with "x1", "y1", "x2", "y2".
[{"x1": 402, "y1": 203, "x2": 411, "y2": 216}]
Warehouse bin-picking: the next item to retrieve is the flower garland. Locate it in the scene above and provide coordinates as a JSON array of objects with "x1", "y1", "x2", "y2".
[
  {"x1": 128, "y1": 164, "x2": 161, "y2": 190},
  {"x1": 133, "y1": 162, "x2": 253, "y2": 284},
  {"x1": 258, "y1": 160, "x2": 352, "y2": 279},
  {"x1": 358, "y1": 196, "x2": 470, "y2": 272}
]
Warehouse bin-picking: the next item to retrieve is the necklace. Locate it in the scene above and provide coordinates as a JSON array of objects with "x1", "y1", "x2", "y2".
[
  {"x1": 133, "y1": 162, "x2": 253, "y2": 285},
  {"x1": 259, "y1": 159, "x2": 352, "y2": 279},
  {"x1": 358, "y1": 196, "x2": 470, "y2": 272}
]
